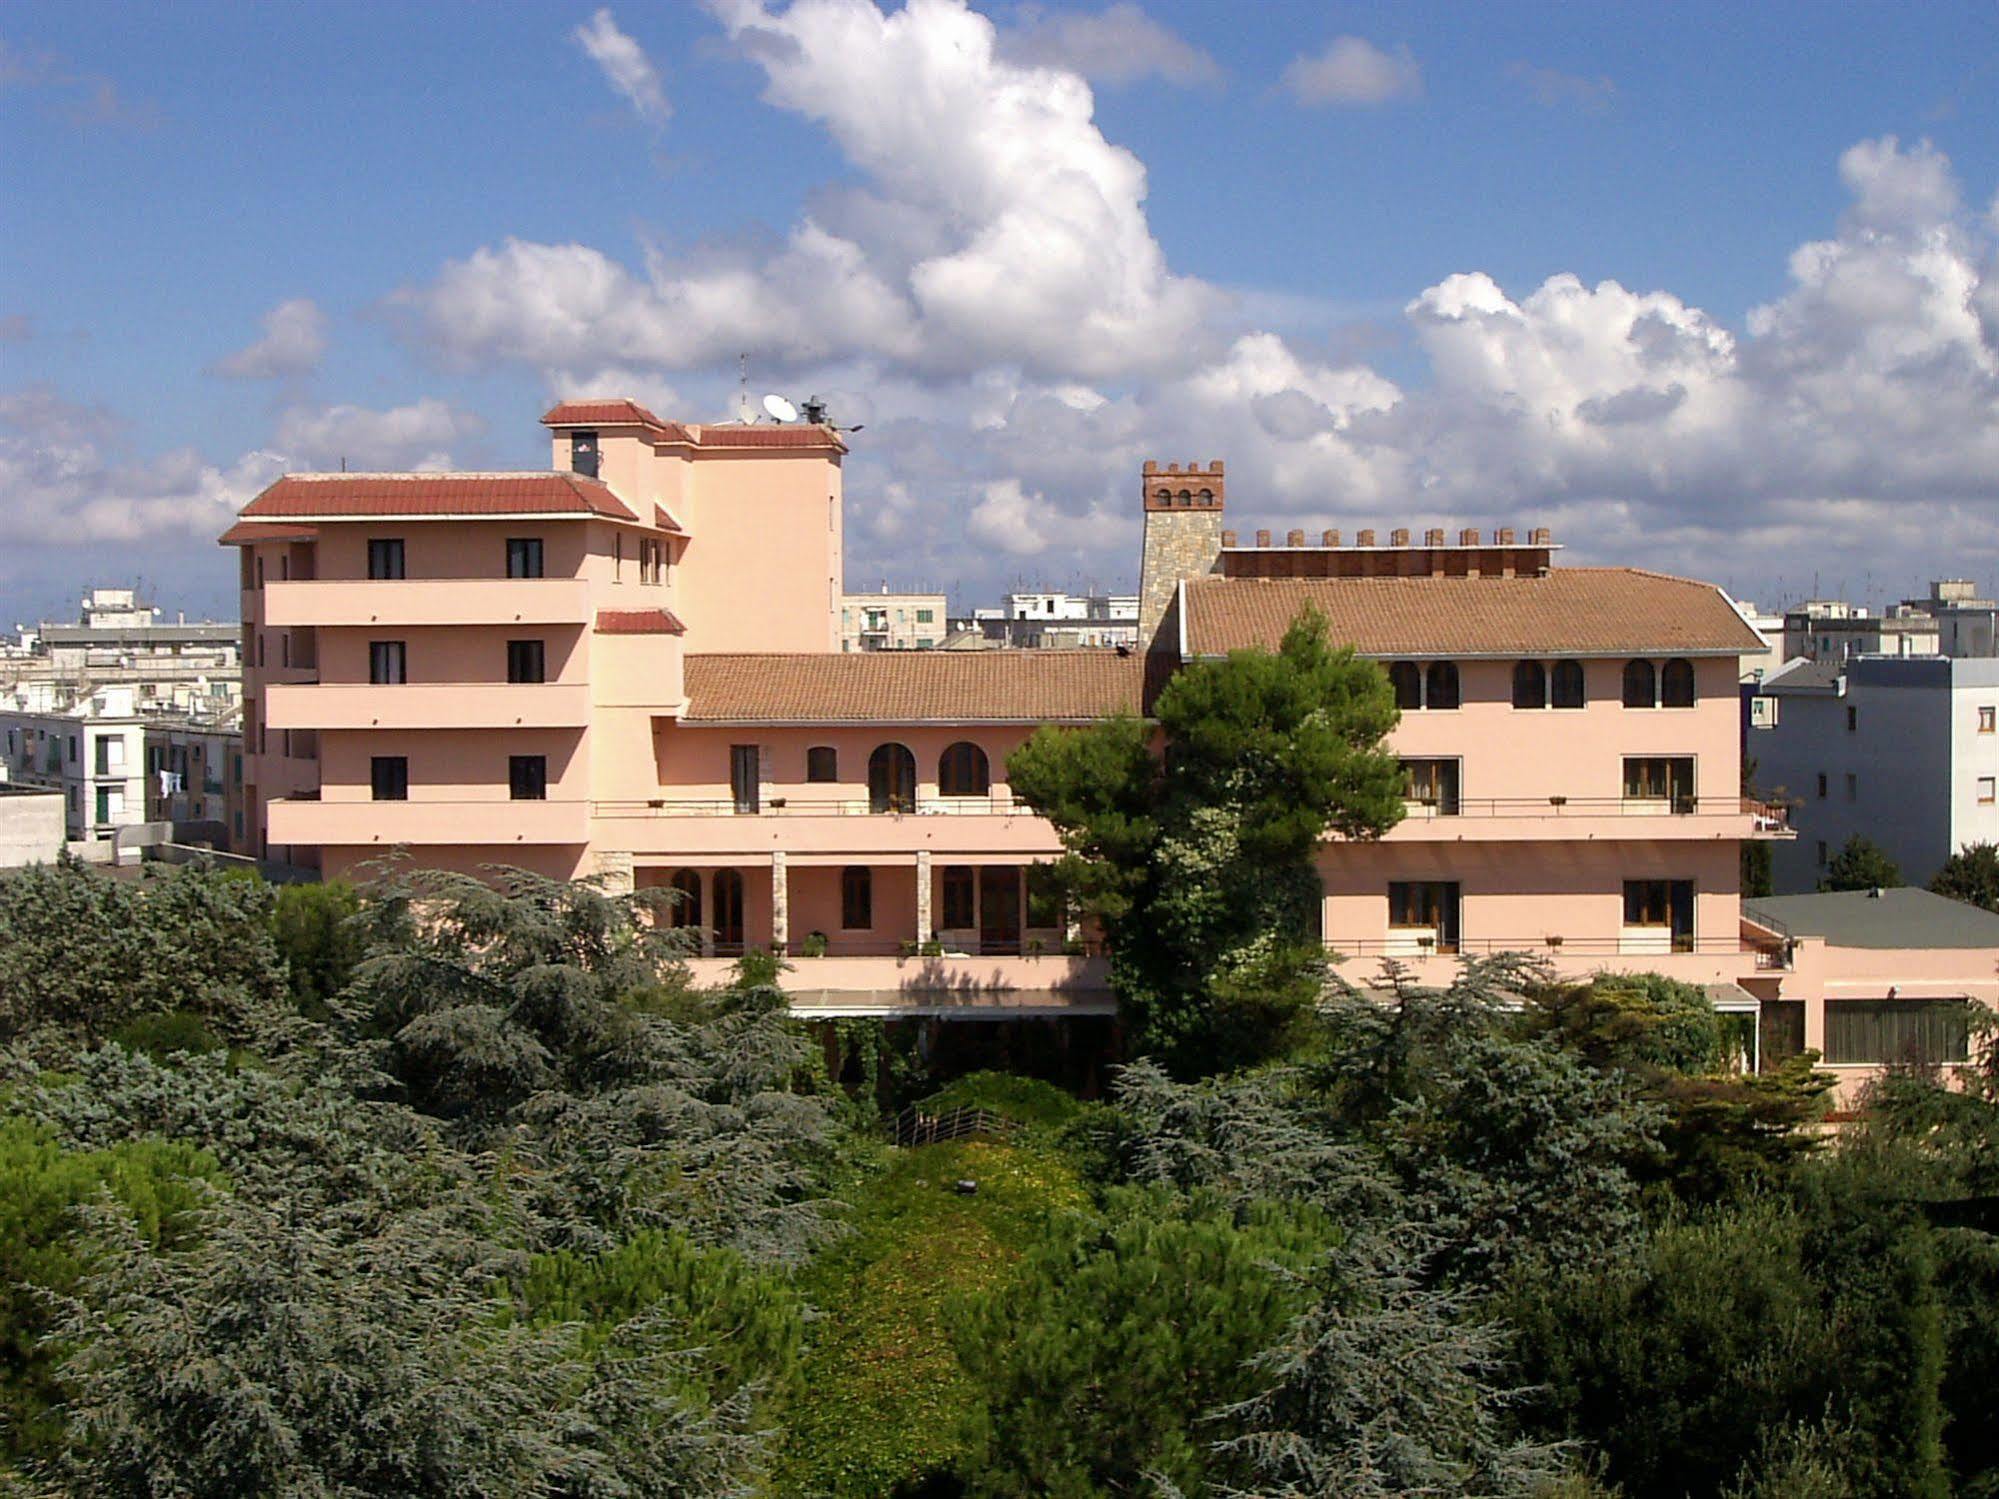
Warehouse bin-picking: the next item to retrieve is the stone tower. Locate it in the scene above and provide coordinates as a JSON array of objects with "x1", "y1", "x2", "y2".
[{"x1": 1137, "y1": 460, "x2": 1226, "y2": 649}]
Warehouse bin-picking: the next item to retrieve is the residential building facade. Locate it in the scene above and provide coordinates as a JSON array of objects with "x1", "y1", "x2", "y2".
[
  {"x1": 966, "y1": 590, "x2": 1140, "y2": 649},
  {"x1": 145, "y1": 718, "x2": 247, "y2": 850},
  {"x1": 0, "y1": 685, "x2": 149, "y2": 843},
  {"x1": 840, "y1": 590, "x2": 947, "y2": 652},
  {"x1": 1751, "y1": 654, "x2": 1999, "y2": 891}
]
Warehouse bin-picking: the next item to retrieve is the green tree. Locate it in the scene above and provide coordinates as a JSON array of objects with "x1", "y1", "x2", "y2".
[
  {"x1": 0, "y1": 1119, "x2": 220, "y2": 1464},
  {"x1": 1929, "y1": 842, "x2": 1999, "y2": 912},
  {"x1": 1010, "y1": 610, "x2": 1403, "y2": 1073},
  {"x1": 952, "y1": 1189, "x2": 1331, "y2": 1497},
  {"x1": 0, "y1": 856, "x2": 292, "y2": 1049},
  {"x1": 270, "y1": 880, "x2": 362, "y2": 1014},
  {"x1": 1822, "y1": 835, "x2": 1903, "y2": 892}
]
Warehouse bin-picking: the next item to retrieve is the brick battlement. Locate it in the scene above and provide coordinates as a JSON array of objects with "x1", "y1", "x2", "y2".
[{"x1": 1142, "y1": 460, "x2": 1225, "y2": 513}]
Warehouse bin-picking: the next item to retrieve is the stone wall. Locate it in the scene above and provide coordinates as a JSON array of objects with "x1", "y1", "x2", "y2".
[{"x1": 1138, "y1": 507, "x2": 1225, "y2": 649}]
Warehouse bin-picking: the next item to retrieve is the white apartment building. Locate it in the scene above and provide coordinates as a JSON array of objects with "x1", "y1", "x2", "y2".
[
  {"x1": 1732, "y1": 599, "x2": 1785, "y2": 684},
  {"x1": 967, "y1": 590, "x2": 1140, "y2": 649},
  {"x1": 839, "y1": 590, "x2": 948, "y2": 652},
  {"x1": 0, "y1": 684, "x2": 149, "y2": 843},
  {"x1": 4, "y1": 587, "x2": 241, "y2": 714},
  {"x1": 1752, "y1": 655, "x2": 1999, "y2": 892}
]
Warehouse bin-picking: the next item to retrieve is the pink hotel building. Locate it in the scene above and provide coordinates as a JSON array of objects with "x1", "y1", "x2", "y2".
[{"x1": 219, "y1": 400, "x2": 1988, "y2": 1099}]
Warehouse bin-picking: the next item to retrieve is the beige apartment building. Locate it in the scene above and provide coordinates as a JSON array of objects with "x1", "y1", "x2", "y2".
[{"x1": 840, "y1": 590, "x2": 948, "y2": 651}]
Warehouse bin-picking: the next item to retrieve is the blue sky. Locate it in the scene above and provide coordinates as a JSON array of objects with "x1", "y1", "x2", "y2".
[{"x1": 4, "y1": 0, "x2": 1998, "y2": 623}]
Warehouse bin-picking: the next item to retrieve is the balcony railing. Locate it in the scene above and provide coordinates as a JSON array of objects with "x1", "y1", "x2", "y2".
[
  {"x1": 1395, "y1": 795, "x2": 1786, "y2": 824},
  {"x1": 596, "y1": 792, "x2": 1032, "y2": 818},
  {"x1": 1328, "y1": 935, "x2": 1783, "y2": 961}
]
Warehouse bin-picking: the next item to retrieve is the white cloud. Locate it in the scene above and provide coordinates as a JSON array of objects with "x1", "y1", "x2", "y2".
[
  {"x1": 210, "y1": 298, "x2": 328, "y2": 379},
  {"x1": 272, "y1": 399, "x2": 483, "y2": 472},
  {"x1": 573, "y1": 9, "x2": 670, "y2": 124},
  {"x1": 997, "y1": 3, "x2": 1220, "y2": 86},
  {"x1": 0, "y1": 387, "x2": 282, "y2": 545},
  {"x1": 1507, "y1": 62, "x2": 1615, "y2": 113},
  {"x1": 1281, "y1": 36, "x2": 1422, "y2": 108},
  {"x1": 398, "y1": 0, "x2": 1217, "y2": 381}
]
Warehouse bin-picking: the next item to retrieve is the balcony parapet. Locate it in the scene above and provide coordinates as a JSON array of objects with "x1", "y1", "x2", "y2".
[
  {"x1": 265, "y1": 682, "x2": 591, "y2": 731},
  {"x1": 265, "y1": 795, "x2": 590, "y2": 846},
  {"x1": 262, "y1": 578, "x2": 593, "y2": 628},
  {"x1": 1385, "y1": 795, "x2": 1793, "y2": 841}
]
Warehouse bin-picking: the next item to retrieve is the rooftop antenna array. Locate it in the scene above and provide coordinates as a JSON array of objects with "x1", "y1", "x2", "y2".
[{"x1": 756, "y1": 390, "x2": 865, "y2": 434}]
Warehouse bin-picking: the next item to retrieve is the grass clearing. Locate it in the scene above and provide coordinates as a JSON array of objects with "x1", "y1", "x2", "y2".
[{"x1": 770, "y1": 1137, "x2": 1089, "y2": 1496}]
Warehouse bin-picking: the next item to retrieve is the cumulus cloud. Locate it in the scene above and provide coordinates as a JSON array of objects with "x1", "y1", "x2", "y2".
[
  {"x1": 573, "y1": 9, "x2": 670, "y2": 124},
  {"x1": 997, "y1": 2, "x2": 1221, "y2": 86},
  {"x1": 271, "y1": 398, "x2": 483, "y2": 472},
  {"x1": 0, "y1": 386, "x2": 282, "y2": 545},
  {"x1": 209, "y1": 298, "x2": 328, "y2": 379},
  {"x1": 1507, "y1": 62, "x2": 1615, "y2": 113},
  {"x1": 0, "y1": 38, "x2": 159, "y2": 130},
  {"x1": 379, "y1": 1, "x2": 1999, "y2": 604},
  {"x1": 1281, "y1": 37, "x2": 1422, "y2": 107},
  {"x1": 396, "y1": 0, "x2": 1217, "y2": 381}
]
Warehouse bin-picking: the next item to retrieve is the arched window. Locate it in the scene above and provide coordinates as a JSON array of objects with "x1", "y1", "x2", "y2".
[
  {"x1": 840, "y1": 866, "x2": 872, "y2": 929},
  {"x1": 1388, "y1": 662, "x2": 1422, "y2": 711},
  {"x1": 1551, "y1": 659, "x2": 1586, "y2": 709},
  {"x1": 938, "y1": 740, "x2": 990, "y2": 797},
  {"x1": 1154, "y1": 488, "x2": 1171, "y2": 505},
  {"x1": 712, "y1": 869, "x2": 744, "y2": 952},
  {"x1": 667, "y1": 869, "x2": 701, "y2": 929},
  {"x1": 1426, "y1": 661, "x2": 1461, "y2": 711},
  {"x1": 1512, "y1": 660, "x2": 1547, "y2": 709},
  {"x1": 1622, "y1": 659, "x2": 1656, "y2": 709},
  {"x1": 868, "y1": 742, "x2": 917, "y2": 813},
  {"x1": 1176, "y1": 489, "x2": 1192, "y2": 505},
  {"x1": 1197, "y1": 489, "x2": 1213, "y2": 504},
  {"x1": 1660, "y1": 658, "x2": 1696, "y2": 708}
]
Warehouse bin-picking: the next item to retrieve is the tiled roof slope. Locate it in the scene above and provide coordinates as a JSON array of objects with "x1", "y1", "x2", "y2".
[
  {"x1": 218, "y1": 520, "x2": 319, "y2": 545},
  {"x1": 542, "y1": 402, "x2": 845, "y2": 452},
  {"x1": 684, "y1": 650, "x2": 1147, "y2": 723},
  {"x1": 1182, "y1": 569, "x2": 1763, "y2": 658},
  {"x1": 239, "y1": 473, "x2": 641, "y2": 522},
  {"x1": 597, "y1": 608, "x2": 686, "y2": 635}
]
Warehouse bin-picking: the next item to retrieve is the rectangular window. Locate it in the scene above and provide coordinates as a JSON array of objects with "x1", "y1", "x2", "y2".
[
  {"x1": 369, "y1": 640, "x2": 407, "y2": 685},
  {"x1": 1981, "y1": 777, "x2": 1996, "y2": 806},
  {"x1": 1846, "y1": 705, "x2": 1858, "y2": 732},
  {"x1": 1759, "y1": 1000, "x2": 1806, "y2": 1070},
  {"x1": 367, "y1": 538, "x2": 405, "y2": 580},
  {"x1": 1387, "y1": 881, "x2": 1460, "y2": 952},
  {"x1": 1816, "y1": 772, "x2": 1828, "y2": 800},
  {"x1": 730, "y1": 745, "x2": 760, "y2": 814},
  {"x1": 941, "y1": 865, "x2": 976, "y2": 929},
  {"x1": 1623, "y1": 756, "x2": 1696, "y2": 810},
  {"x1": 1400, "y1": 758, "x2": 1461, "y2": 815},
  {"x1": 1846, "y1": 772, "x2": 1858, "y2": 802},
  {"x1": 370, "y1": 756, "x2": 408, "y2": 802},
  {"x1": 255, "y1": 556, "x2": 265, "y2": 589},
  {"x1": 615, "y1": 534, "x2": 623, "y2": 581},
  {"x1": 506, "y1": 537, "x2": 545, "y2": 579},
  {"x1": 1816, "y1": 839, "x2": 1828, "y2": 867},
  {"x1": 68, "y1": 736, "x2": 77, "y2": 765},
  {"x1": 841, "y1": 866, "x2": 873, "y2": 930},
  {"x1": 94, "y1": 786, "x2": 115, "y2": 824},
  {"x1": 1825, "y1": 999, "x2": 1970, "y2": 1065},
  {"x1": 1981, "y1": 706, "x2": 1996, "y2": 734},
  {"x1": 916, "y1": 608, "x2": 934, "y2": 623},
  {"x1": 806, "y1": 746, "x2": 838, "y2": 783},
  {"x1": 569, "y1": 430, "x2": 599, "y2": 479},
  {"x1": 509, "y1": 754, "x2": 547, "y2": 801},
  {"x1": 1622, "y1": 878, "x2": 1695, "y2": 951},
  {"x1": 506, "y1": 640, "x2": 546, "y2": 684}
]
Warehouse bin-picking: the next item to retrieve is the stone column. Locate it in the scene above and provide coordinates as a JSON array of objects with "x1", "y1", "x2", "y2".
[
  {"x1": 770, "y1": 851, "x2": 789, "y2": 953},
  {"x1": 698, "y1": 869, "x2": 714, "y2": 957},
  {"x1": 915, "y1": 850, "x2": 933, "y2": 946},
  {"x1": 591, "y1": 848, "x2": 635, "y2": 897}
]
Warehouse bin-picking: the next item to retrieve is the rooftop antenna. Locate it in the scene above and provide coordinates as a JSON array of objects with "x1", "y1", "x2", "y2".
[{"x1": 737, "y1": 353, "x2": 750, "y2": 423}]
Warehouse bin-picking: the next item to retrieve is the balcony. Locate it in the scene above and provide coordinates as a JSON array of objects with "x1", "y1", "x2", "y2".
[
  {"x1": 264, "y1": 682, "x2": 590, "y2": 731},
  {"x1": 1326, "y1": 933, "x2": 1781, "y2": 986},
  {"x1": 681, "y1": 951, "x2": 1114, "y2": 1017},
  {"x1": 262, "y1": 578, "x2": 593, "y2": 628},
  {"x1": 1385, "y1": 795, "x2": 1793, "y2": 842},
  {"x1": 265, "y1": 795, "x2": 590, "y2": 847},
  {"x1": 598, "y1": 793, "x2": 1062, "y2": 858}
]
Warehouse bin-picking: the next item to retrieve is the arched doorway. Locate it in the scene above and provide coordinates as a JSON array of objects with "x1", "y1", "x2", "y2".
[
  {"x1": 667, "y1": 869, "x2": 701, "y2": 930},
  {"x1": 869, "y1": 743, "x2": 917, "y2": 813}
]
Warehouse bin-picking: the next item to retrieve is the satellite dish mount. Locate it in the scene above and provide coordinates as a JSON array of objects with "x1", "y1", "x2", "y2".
[{"x1": 762, "y1": 393, "x2": 799, "y2": 424}]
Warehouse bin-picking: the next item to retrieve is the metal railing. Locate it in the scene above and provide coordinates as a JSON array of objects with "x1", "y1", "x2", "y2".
[
  {"x1": 1331, "y1": 935, "x2": 1785, "y2": 961},
  {"x1": 887, "y1": 1105, "x2": 1022, "y2": 1148},
  {"x1": 595, "y1": 792, "x2": 1028, "y2": 818},
  {"x1": 1396, "y1": 794, "x2": 1789, "y2": 825}
]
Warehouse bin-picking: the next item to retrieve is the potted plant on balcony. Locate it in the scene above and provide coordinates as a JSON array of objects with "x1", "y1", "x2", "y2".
[
  {"x1": 1026, "y1": 936, "x2": 1045, "y2": 957},
  {"x1": 800, "y1": 930, "x2": 828, "y2": 958},
  {"x1": 919, "y1": 939, "x2": 944, "y2": 958},
  {"x1": 898, "y1": 938, "x2": 918, "y2": 959}
]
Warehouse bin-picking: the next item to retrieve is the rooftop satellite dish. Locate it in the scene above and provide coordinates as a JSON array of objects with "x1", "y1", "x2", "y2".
[{"x1": 762, "y1": 393, "x2": 798, "y2": 424}]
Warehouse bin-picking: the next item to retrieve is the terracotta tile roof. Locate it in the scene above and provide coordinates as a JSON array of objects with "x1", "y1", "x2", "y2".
[
  {"x1": 541, "y1": 399, "x2": 689, "y2": 439},
  {"x1": 1181, "y1": 569, "x2": 1764, "y2": 658},
  {"x1": 683, "y1": 650, "x2": 1147, "y2": 723},
  {"x1": 540, "y1": 402, "x2": 844, "y2": 452},
  {"x1": 653, "y1": 503, "x2": 684, "y2": 533},
  {"x1": 218, "y1": 520, "x2": 319, "y2": 545},
  {"x1": 597, "y1": 608, "x2": 686, "y2": 635},
  {"x1": 238, "y1": 472, "x2": 641, "y2": 522}
]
